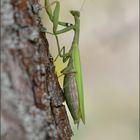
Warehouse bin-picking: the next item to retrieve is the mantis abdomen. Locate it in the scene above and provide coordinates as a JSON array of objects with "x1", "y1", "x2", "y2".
[{"x1": 63, "y1": 70, "x2": 80, "y2": 124}]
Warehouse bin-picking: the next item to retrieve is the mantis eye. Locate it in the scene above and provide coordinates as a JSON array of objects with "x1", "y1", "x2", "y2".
[{"x1": 66, "y1": 23, "x2": 73, "y2": 27}]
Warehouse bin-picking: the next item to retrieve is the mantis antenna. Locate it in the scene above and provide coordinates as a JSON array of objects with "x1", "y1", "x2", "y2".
[{"x1": 80, "y1": 0, "x2": 87, "y2": 11}]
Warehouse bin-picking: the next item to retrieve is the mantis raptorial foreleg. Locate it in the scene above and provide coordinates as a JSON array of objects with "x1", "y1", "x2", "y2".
[
  {"x1": 54, "y1": 45, "x2": 72, "y2": 62},
  {"x1": 44, "y1": 0, "x2": 74, "y2": 59}
]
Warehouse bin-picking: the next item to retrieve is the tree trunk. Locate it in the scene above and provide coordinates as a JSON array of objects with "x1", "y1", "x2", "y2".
[{"x1": 1, "y1": 0, "x2": 73, "y2": 140}]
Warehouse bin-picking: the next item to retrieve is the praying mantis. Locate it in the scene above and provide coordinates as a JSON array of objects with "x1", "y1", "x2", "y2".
[{"x1": 44, "y1": 0, "x2": 85, "y2": 125}]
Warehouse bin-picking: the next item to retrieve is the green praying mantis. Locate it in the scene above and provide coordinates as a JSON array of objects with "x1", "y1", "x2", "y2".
[{"x1": 44, "y1": 0, "x2": 85, "y2": 126}]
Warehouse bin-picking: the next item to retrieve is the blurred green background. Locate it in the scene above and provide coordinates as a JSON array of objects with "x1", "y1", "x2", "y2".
[{"x1": 40, "y1": 0, "x2": 139, "y2": 140}]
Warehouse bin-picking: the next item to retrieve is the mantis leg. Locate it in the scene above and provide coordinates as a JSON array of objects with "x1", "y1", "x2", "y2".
[
  {"x1": 54, "y1": 45, "x2": 71, "y2": 62},
  {"x1": 61, "y1": 62, "x2": 76, "y2": 74},
  {"x1": 58, "y1": 64, "x2": 77, "y2": 78},
  {"x1": 41, "y1": 26, "x2": 74, "y2": 61},
  {"x1": 58, "y1": 70, "x2": 76, "y2": 78}
]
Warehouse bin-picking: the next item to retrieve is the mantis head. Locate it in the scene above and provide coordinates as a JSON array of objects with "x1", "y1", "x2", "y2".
[{"x1": 70, "y1": 10, "x2": 80, "y2": 17}]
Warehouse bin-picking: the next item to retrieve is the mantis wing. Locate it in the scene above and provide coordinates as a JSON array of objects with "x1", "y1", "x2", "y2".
[{"x1": 72, "y1": 44, "x2": 85, "y2": 124}]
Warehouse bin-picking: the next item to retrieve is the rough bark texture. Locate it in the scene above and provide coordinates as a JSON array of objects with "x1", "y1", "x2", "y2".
[{"x1": 1, "y1": 0, "x2": 73, "y2": 140}]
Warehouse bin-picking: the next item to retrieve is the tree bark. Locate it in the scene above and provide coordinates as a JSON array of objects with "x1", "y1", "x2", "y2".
[{"x1": 1, "y1": 0, "x2": 73, "y2": 140}]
